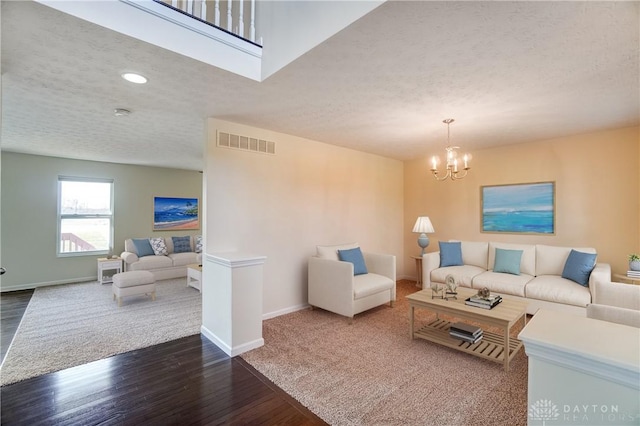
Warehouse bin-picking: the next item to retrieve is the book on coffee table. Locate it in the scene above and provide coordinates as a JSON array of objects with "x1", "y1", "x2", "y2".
[
  {"x1": 449, "y1": 322, "x2": 483, "y2": 337},
  {"x1": 465, "y1": 297, "x2": 502, "y2": 309}
]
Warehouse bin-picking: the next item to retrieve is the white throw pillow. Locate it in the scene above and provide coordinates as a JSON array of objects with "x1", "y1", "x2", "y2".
[
  {"x1": 316, "y1": 243, "x2": 359, "y2": 261},
  {"x1": 149, "y1": 237, "x2": 168, "y2": 256}
]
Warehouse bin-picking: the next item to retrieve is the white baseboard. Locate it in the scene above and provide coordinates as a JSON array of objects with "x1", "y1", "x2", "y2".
[
  {"x1": 263, "y1": 303, "x2": 309, "y2": 320},
  {"x1": 200, "y1": 325, "x2": 264, "y2": 357},
  {"x1": 1, "y1": 276, "x2": 97, "y2": 292}
]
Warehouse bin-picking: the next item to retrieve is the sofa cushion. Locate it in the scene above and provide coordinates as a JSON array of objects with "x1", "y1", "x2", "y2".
[
  {"x1": 353, "y1": 273, "x2": 393, "y2": 299},
  {"x1": 536, "y1": 244, "x2": 596, "y2": 276},
  {"x1": 149, "y1": 237, "x2": 168, "y2": 256},
  {"x1": 168, "y1": 252, "x2": 199, "y2": 267},
  {"x1": 132, "y1": 238, "x2": 154, "y2": 257},
  {"x1": 195, "y1": 235, "x2": 203, "y2": 253},
  {"x1": 488, "y1": 242, "x2": 535, "y2": 276},
  {"x1": 460, "y1": 241, "x2": 489, "y2": 269},
  {"x1": 525, "y1": 275, "x2": 591, "y2": 307},
  {"x1": 316, "y1": 243, "x2": 359, "y2": 261},
  {"x1": 130, "y1": 255, "x2": 173, "y2": 270},
  {"x1": 172, "y1": 236, "x2": 192, "y2": 253},
  {"x1": 440, "y1": 241, "x2": 463, "y2": 267},
  {"x1": 338, "y1": 247, "x2": 368, "y2": 275},
  {"x1": 431, "y1": 265, "x2": 485, "y2": 288},
  {"x1": 493, "y1": 248, "x2": 523, "y2": 275},
  {"x1": 471, "y1": 271, "x2": 533, "y2": 297},
  {"x1": 562, "y1": 249, "x2": 597, "y2": 286}
]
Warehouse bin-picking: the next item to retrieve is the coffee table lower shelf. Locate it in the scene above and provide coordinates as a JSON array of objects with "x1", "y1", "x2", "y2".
[{"x1": 414, "y1": 319, "x2": 523, "y2": 367}]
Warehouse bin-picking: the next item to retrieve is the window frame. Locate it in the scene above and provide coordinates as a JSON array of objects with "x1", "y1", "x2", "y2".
[{"x1": 57, "y1": 176, "x2": 114, "y2": 257}]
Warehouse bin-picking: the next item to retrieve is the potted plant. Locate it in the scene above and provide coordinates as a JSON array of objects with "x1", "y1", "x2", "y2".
[{"x1": 629, "y1": 254, "x2": 640, "y2": 272}]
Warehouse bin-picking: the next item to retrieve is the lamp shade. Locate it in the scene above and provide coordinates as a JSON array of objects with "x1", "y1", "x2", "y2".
[{"x1": 412, "y1": 216, "x2": 435, "y2": 234}]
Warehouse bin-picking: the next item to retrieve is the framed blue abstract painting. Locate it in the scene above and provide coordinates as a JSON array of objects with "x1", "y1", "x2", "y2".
[{"x1": 481, "y1": 182, "x2": 555, "y2": 234}]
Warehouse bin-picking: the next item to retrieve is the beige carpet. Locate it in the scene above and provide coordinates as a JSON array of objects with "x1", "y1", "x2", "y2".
[
  {"x1": 242, "y1": 281, "x2": 528, "y2": 426},
  {"x1": 1, "y1": 278, "x2": 201, "y2": 386}
]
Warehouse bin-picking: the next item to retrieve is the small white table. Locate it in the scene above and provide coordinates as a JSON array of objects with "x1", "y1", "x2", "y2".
[
  {"x1": 187, "y1": 264, "x2": 202, "y2": 292},
  {"x1": 98, "y1": 257, "x2": 122, "y2": 285}
]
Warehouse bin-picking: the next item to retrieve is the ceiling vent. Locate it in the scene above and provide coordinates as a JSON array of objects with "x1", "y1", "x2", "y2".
[{"x1": 217, "y1": 131, "x2": 276, "y2": 155}]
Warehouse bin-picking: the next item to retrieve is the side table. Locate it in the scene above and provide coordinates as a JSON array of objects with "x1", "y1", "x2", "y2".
[
  {"x1": 98, "y1": 257, "x2": 122, "y2": 285},
  {"x1": 411, "y1": 255, "x2": 423, "y2": 288},
  {"x1": 187, "y1": 263, "x2": 202, "y2": 292},
  {"x1": 613, "y1": 273, "x2": 640, "y2": 285}
]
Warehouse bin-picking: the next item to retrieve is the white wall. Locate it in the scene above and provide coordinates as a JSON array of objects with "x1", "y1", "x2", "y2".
[{"x1": 206, "y1": 119, "x2": 404, "y2": 317}]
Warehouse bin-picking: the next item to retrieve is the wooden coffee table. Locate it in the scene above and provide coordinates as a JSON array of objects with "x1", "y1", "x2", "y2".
[{"x1": 407, "y1": 287, "x2": 527, "y2": 371}]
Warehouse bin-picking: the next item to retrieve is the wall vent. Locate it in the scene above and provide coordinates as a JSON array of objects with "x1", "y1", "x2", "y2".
[{"x1": 217, "y1": 131, "x2": 276, "y2": 155}]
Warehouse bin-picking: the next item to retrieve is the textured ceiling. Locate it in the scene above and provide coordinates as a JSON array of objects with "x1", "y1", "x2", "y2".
[{"x1": 2, "y1": 1, "x2": 638, "y2": 171}]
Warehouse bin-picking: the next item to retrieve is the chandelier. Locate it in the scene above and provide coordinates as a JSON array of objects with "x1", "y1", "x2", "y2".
[{"x1": 430, "y1": 118, "x2": 471, "y2": 181}]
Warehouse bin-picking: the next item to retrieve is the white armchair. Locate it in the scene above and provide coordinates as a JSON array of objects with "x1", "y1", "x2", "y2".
[
  {"x1": 308, "y1": 243, "x2": 396, "y2": 322},
  {"x1": 587, "y1": 280, "x2": 640, "y2": 328}
]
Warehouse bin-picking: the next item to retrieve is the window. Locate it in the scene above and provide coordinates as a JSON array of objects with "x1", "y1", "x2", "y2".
[{"x1": 58, "y1": 177, "x2": 114, "y2": 256}]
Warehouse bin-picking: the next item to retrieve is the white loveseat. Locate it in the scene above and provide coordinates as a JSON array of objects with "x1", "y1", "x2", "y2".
[
  {"x1": 121, "y1": 236, "x2": 202, "y2": 281},
  {"x1": 422, "y1": 241, "x2": 611, "y2": 315}
]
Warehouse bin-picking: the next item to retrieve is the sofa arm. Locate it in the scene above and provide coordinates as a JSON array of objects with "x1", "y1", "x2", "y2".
[
  {"x1": 308, "y1": 257, "x2": 355, "y2": 317},
  {"x1": 363, "y1": 252, "x2": 396, "y2": 301},
  {"x1": 422, "y1": 252, "x2": 441, "y2": 290},
  {"x1": 592, "y1": 280, "x2": 640, "y2": 310},
  {"x1": 121, "y1": 251, "x2": 139, "y2": 268},
  {"x1": 587, "y1": 304, "x2": 640, "y2": 328},
  {"x1": 588, "y1": 262, "x2": 611, "y2": 302},
  {"x1": 363, "y1": 252, "x2": 396, "y2": 281},
  {"x1": 589, "y1": 263, "x2": 611, "y2": 303}
]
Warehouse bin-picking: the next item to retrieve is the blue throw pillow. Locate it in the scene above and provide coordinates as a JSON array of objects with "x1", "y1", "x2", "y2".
[
  {"x1": 562, "y1": 249, "x2": 597, "y2": 286},
  {"x1": 132, "y1": 238, "x2": 154, "y2": 257},
  {"x1": 172, "y1": 236, "x2": 192, "y2": 253},
  {"x1": 439, "y1": 242, "x2": 463, "y2": 267},
  {"x1": 493, "y1": 248, "x2": 523, "y2": 275},
  {"x1": 338, "y1": 247, "x2": 368, "y2": 275}
]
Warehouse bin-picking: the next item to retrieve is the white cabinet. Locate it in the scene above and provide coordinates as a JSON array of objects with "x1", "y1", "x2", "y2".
[{"x1": 98, "y1": 258, "x2": 122, "y2": 284}]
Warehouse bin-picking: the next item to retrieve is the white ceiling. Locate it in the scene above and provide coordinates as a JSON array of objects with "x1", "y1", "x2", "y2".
[{"x1": 2, "y1": 1, "x2": 638, "y2": 171}]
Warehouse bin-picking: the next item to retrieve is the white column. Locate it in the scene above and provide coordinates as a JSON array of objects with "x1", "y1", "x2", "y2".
[
  {"x1": 200, "y1": 0, "x2": 207, "y2": 21},
  {"x1": 238, "y1": 0, "x2": 244, "y2": 38},
  {"x1": 186, "y1": 0, "x2": 193, "y2": 15},
  {"x1": 201, "y1": 252, "x2": 266, "y2": 357},
  {"x1": 214, "y1": 0, "x2": 220, "y2": 26},
  {"x1": 171, "y1": 0, "x2": 178, "y2": 7},
  {"x1": 249, "y1": 0, "x2": 255, "y2": 42},
  {"x1": 227, "y1": 0, "x2": 232, "y2": 31}
]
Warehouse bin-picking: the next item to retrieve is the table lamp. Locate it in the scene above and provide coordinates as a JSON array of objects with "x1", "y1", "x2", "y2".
[{"x1": 412, "y1": 216, "x2": 435, "y2": 255}]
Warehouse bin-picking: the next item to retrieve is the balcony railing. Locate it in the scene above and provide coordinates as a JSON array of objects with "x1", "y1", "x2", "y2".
[
  {"x1": 155, "y1": 0, "x2": 260, "y2": 46},
  {"x1": 60, "y1": 233, "x2": 96, "y2": 253}
]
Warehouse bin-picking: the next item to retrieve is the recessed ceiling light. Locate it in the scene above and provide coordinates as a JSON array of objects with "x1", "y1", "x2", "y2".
[
  {"x1": 114, "y1": 108, "x2": 131, "y2": 116},
  {"x1": 121, "y1": 72, "x2": 148, "y2": 84}
]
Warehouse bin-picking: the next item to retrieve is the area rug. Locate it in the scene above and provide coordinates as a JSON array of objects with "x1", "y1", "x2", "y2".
[
  {"x1": 1, "y1": 278, "x2": 201, "y2": 386},
  {"x1": 241, "y1": 281, "x2": 528, "y2": 426}
]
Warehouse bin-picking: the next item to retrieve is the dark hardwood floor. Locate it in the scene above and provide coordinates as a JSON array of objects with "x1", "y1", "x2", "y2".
[
  {"x1": 1, "y1": 289, "x2": 34, "y2": 363},
  {"x1": 0, "y1": 290, "x2": 326, "y2": 425}
]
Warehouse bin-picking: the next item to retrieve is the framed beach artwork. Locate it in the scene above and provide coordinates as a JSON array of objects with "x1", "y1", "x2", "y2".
[
  {"x1": 153, "y1": 197, "x2": 200, "y2": 231},
  {"x1": 481, "y1": 182, "x2": 555, "y2": 234}
]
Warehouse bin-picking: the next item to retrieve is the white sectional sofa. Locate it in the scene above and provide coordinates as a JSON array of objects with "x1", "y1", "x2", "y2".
[
  {"x1": 121, "y1": 235, "x2": 202, "y2": 281},
  {"x1": 422, "y1": 241, "x2": 611, "y2": 315}
]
